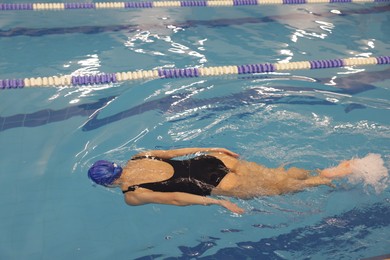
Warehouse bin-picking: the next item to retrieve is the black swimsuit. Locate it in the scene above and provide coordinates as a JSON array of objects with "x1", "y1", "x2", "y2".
[{"x1": 122, "y1": 155, "x2": 230, "y2": 196}]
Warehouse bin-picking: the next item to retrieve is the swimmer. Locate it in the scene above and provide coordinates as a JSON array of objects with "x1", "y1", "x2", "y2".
[{"x1": 87, "y1": 148, "x2": 387, "y2": 214}]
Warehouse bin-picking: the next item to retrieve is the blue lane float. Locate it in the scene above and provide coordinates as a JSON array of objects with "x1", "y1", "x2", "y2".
[
  {"x1": 0, "y1": 56, "x2": 389, "y2": 89},
  {"x1": 1, "y1": 0, "x2": 390, "y2": 11}
]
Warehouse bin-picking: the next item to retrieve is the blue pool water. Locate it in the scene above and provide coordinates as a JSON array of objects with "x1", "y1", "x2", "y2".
[{"x1": 0, "y1": 1, "x2": 389, "y2": 259}]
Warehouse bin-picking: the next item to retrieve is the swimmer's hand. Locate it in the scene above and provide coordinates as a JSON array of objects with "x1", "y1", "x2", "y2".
[
  {"x1": 219, "y1": 200, "x2": 245, "y2": 214},
  {"x1": 209, "y1": 148, "x2": 240, "y2": 158}
]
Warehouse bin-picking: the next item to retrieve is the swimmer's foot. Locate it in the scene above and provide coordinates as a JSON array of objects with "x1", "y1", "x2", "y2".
[{"x1": 320, "y1": 160, "x2": 353, "y2": 179}]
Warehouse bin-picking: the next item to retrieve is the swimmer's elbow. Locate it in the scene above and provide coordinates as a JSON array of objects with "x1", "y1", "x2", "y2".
[
  {"x1": 125, "y1": 200, "x2": 140, "y2": 206},
  {"x1": 169, "y1": 194, "x2": 190, "y2": 206},
  {"x1": 124, "y1": 196, "x2": 146, "y2": 206}
]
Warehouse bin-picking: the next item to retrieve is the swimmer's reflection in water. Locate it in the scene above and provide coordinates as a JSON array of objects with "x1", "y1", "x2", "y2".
[{"x1": 88, "y1": 148, "x2": 388, "y2": 214}]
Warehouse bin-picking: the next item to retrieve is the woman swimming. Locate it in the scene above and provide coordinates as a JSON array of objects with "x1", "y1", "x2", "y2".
[{"x1": 87, "y1": 147, "x2": 387, "y2": 214}]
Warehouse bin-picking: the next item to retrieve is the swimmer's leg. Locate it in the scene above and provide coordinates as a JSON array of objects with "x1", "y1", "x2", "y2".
[
  {"x1": 320, "y1": 160, "x2": 353, "y2": 179},
  {"x1": 321, "y1": 154, "x2": 388, "y2": 183},
  {"x1": 287, "y1": 167, "x2": 310, "y2": 180},
  {"x1": 275, "y1": 175, "x2": 334, "y2": 194},
  {"x1": 302, "y1": 176, "x2": 334, "y2": 188}
]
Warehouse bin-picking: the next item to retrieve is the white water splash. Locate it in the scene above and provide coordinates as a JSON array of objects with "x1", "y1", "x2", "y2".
[{"x1": 348, "y1": 153, "x2": 389, "y2": 193}]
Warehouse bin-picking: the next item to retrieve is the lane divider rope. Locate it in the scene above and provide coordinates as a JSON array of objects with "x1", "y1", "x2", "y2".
[
  {"x1": 0, "y1": 0, "x2": 389, "y2": 11},
  {"x1": 1, "y1": 56, "x2": 389, "y2": 89}
]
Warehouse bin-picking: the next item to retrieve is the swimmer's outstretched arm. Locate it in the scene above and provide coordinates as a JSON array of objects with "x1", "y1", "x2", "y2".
[
  {"x1": 124, "y1": 190, "x2": 245, "y2": 214},
  {"x1": 132, "y1": 147, "x2": 239, "y2": 159}
]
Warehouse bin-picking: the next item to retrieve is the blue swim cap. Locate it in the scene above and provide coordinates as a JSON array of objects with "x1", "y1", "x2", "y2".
[{"x1": 88, "y1": 160, "x2": 123, "y2": 187}]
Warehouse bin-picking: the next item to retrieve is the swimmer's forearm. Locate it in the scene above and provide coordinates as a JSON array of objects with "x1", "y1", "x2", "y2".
[
  {"x1": 133, "y1": 148, "x2": 200, "y2": 158},
  {"x1": 180, "y1": 193, "x2": 245, "y2": 214},
  {"x1": 126, "y1": 191, "x2": 244, "y2": 214},
  {"x1": 170, "y1": 193, "x2": 223, "y2": 207},
  {"x1": 133, "y1": 147, "x2": 238, "y2": 159},
  {"x1": 171, "y1": 194, "x2": 245, "y2": 214},
  {"x1": 126, "y1": 190, "x2": 220, "y2": 207}
]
